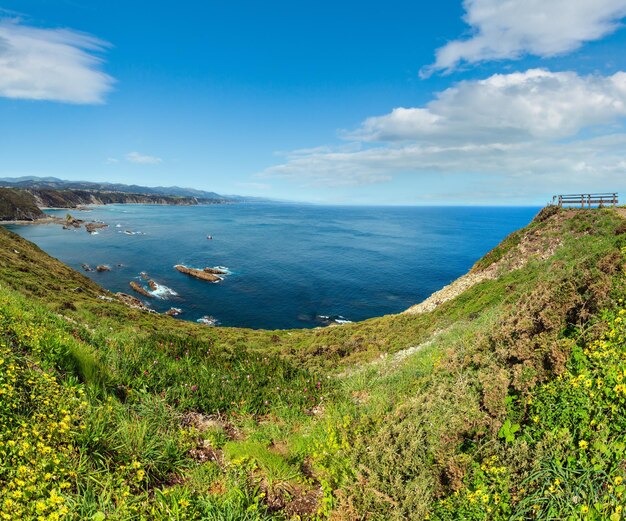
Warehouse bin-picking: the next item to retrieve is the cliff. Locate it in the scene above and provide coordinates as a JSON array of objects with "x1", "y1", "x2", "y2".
[
  {"x1": 0, "y1": 187, "x2": 215, "y2": 220},
  {"x1": 29, "y1": 188, "x2": 201, "y2": 207},
  {"x1": 0, "y1": 187, "x2": 45, "y2": 221},
  {"x1": 0, "y1": 207, "x2": 625, "y2": 519}
]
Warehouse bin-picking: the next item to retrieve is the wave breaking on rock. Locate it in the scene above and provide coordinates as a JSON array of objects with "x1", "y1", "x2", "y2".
[{"x1": 197, "y1": 315, "x2": 219, "y2": 326}]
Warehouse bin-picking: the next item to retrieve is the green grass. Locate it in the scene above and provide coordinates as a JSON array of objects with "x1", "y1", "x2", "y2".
[{"x1": 1, "y1": 207, "x2": 626, "y2": 519}]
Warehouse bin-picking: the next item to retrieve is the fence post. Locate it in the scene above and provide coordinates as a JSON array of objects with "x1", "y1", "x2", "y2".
[{"x1": 553, "y1": 193, "x2": 618, "y2": 207}]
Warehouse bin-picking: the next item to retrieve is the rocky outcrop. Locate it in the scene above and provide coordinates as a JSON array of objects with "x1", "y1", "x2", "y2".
[
  {"x1": 204, "y1": 267, "x2": 227, "y2": 275},
  {"x1": 85, "y1": 222, "x2": 108, "y2": 233},
  {"x1": 63, "y1": 214, "x2": 83, "y2": 229},
  {"x1": 175, "y1": 265, "x2": 221, "y2": 282},
  {"x1": 130, "y1": 281, "x2": 153, "y2": 298},
  {"x1": 164, "y1": 307, "x2": 182, "y2": 316},
  {"x1": 96, "y1": 265, "x2": 111, "y2": 272},
  {"x1": 148, "y1": 280, "x2": 158, "y2": 291},
  {"x1": 197, "y1": 316, "x2": 219, "y2": 326},
  {"x1": 115, "y1": 292, "x2": 152, "y2": 311}
]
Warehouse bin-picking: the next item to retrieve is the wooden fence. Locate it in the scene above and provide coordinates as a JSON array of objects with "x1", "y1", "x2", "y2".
[{"x1": 552, "y1": 193, "x2": 618, "y2": 208}]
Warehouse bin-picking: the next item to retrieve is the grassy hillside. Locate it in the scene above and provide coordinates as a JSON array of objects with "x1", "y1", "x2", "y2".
[
  {"x1": 1, "y1": 207, "x2": 626, "y2": 519},
  {"x1": 0, "y1": 188, "x2": 44, "y2": 221}
]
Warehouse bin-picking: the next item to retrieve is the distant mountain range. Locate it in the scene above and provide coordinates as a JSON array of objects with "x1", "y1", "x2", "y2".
[{"x1": 0, "y1": 176, "x2": 264, "y2": 202}]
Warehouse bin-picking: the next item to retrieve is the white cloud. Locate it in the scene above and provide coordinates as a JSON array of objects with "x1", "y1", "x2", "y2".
[
  {"x1": 0, "y1": 18, "x2": 114, "y2": 104},
  {"x1": 352, "y1": 69, "x2": 626, "y2": 143},
  {"x1": 125, "y1": 152, "x2": 163, "y2": 165},
  {"x1": 423, "y1": 0, "x2": 626, "y2": 76},
  {"x1": 105, "y1": 157, "x2": 119, "y2": 164},
  {"x1": 261, "y1": 69, "x2": 626, "y2": 190}
]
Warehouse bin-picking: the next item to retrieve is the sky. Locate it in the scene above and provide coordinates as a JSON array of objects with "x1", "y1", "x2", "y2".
[{"x1": 2, "y1": 1, "x2": 626, "y2": 205}]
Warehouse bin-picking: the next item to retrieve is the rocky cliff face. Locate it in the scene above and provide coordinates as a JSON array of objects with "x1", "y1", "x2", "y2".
[
  {"x1": 29, "y1": 189, "x2": 200, "y2": 208},
  {"x1": 0, "y1": 188, "x2": 45, "y2": 221},
  {"x1": 0, "y1": 187, "x2": 214, "y2": 221}
]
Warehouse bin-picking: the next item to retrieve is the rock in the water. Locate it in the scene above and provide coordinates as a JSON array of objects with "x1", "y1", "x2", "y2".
[
  {"x1": 148, "y1": 280, "x2": 158, "y2": 291},
  {"x1": 197, "y1": 315, "x2": 219, "y2": 326},
  {"x1": 140, "y1": 272, "x2": 149, "y2": 280},
  {"x1": 96, "y1": 265, "x2": 111, "y2": 272},
  {"x1": 63, "y1": 214, "x2": 83, "y2": 229},
  {"x1": 203, "y1": 267, "x2": 227, "y2": 275},
  {"x1": 175, "y1": 264, "x2": 221, "y2": 282},
  {"x1": 85, "y1": 222, "x2": 108, "y2": 234},
  {"x1": 129, "y1": 281, "x2": 153, "y2": 298},
  {"x1": 81, "y1": 263, "x2": 94, "y2": 272},
  {"x1": 164, "y1": 307, "x2": 183, "y2": 316}
]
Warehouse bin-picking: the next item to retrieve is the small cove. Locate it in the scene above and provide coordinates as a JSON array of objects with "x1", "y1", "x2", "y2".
[{"x1": 6, "y1": 203, "x2": 539, "y2": 329}]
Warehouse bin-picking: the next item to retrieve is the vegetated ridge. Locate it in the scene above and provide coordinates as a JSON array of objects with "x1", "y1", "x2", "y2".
[
  {"x1": 0, "y1": 187, "x2": 226, "y2": 221},
  {"x1": 0, "y1": 176, "x2": 226, "y2": 200},
  {"x1": 1, "y1": 206, "x2": 626, "y2": 519},
  {"x1": 0, "y1": 176, "x2": 259, "y2": 221}
]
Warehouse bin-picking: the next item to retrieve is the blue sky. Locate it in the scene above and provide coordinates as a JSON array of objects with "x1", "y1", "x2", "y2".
[{"x1": 2, "y1": 1, "x2": 626, "y2": 204}]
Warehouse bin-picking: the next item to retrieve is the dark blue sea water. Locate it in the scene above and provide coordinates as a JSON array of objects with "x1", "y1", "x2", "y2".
[{"x1": 6, "y1": 204, "x2": 539, "y2": 329}]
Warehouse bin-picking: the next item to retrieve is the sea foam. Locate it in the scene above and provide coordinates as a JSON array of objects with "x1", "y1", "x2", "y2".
[{"x1": 149, "y1": 282, "x2": 179, "y2": 299}]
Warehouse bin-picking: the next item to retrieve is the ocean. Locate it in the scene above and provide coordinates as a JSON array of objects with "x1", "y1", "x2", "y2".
[{"x1": 6, "y1": 203, "x2": 540, "y2": 329}]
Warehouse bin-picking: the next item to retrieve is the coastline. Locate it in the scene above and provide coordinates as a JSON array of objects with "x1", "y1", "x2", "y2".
[
  {"x1": 0, "y1": 215, "x2": 66, "y2": 226},
  {"x1": 0, "y1": 186, "x2": 234, "y2": 224},
  {"x1": 5, "y1": 204, "x2": 541, "y2": 329},
  {"x1": 1, "y1": 201, "x2": 208, "y2": 225}
]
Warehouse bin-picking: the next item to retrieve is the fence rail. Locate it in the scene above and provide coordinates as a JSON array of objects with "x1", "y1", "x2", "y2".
[{"x1": 552, "y1": 193, "x2": 618, "y2": 208}]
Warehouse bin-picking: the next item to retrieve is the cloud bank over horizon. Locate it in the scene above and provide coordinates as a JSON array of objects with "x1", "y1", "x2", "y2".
[
  {"x1": 262, "y1": 69, "x2": 626, "y2": 194},
  {"x1": 259, "y1": 0, "x2": 626, "y2": 201},
  {"x1": 0, "y1": 17, "x2": 113, "y2": 104}
]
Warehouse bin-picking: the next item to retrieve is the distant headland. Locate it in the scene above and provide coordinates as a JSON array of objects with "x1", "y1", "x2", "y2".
[{"x1": 0, "y1": 176, "x2": 265, "y2": 222}]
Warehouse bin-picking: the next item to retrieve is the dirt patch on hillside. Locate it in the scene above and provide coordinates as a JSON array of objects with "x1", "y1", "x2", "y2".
[{"x1": 403, "y1": 210, "x2": 564, "y2": 315}]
